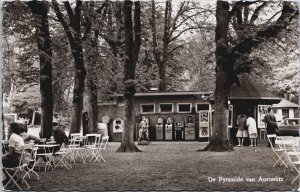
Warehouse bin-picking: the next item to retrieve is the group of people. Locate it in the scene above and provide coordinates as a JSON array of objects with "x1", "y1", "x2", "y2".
[
  {"x1": 2, "y1": 121, "x2": 68, "y2": 170},
  {"x1": 236, "y1": 114, "x2": 258, "y2": 147},
  {"x1": 236, "y1": 107, "x2": 278, "y2": 147}
]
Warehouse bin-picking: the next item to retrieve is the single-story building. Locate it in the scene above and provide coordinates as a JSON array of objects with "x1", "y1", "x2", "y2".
[
  {"x1": 98, "y1": 77, "x2": 281, "y2": 143},
  {"x1": 272, "y1": 99, "x2": 299, "y2": 121}
]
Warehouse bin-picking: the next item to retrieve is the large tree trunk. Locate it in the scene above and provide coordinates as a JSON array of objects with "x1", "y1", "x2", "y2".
[
  {"x1": 151, "y1": 0, "x2": 170, "y2": 92},
  {"x1": 86, "y1": 33, "x2": 99, "y2": 134},
  {"x1": 69, "y1": 2, "x2": 86, "y2": 135},
  {"x1": 117, "y1": 1, "x2": 141, "y2": 152},
  {"x1": 202, "y1": 1, "x2": 233, "y2": 151},
  {"x1": 53, "y1": 1, "x2": 86, "y2": 135},
  {"x1": 27, "y1": 1, "x2": 53, "y2": 139}
]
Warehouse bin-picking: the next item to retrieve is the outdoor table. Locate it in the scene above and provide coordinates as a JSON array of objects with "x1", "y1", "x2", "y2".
[{"x1": 34, "y1": 144, "x2": 60, "y2": 172}]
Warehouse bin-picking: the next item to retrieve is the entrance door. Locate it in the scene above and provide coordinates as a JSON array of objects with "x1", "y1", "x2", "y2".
[{"x1": 233, "y1": 102, "x2": 256, "y2": 145}]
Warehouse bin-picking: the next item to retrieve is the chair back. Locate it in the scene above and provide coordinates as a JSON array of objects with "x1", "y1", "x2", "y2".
[
  {"x1": 100, "y1": 136, "x2": 109, "y2": 149},
  {"x1": 84, "y1": 134, "x2": 99, "y2": 147},
  {"x1": 70, "y1": 133, "x2": 83, "y2": 147},
  {"x1": 267, "y1": 134, "x2": 277, "y2": 150}
]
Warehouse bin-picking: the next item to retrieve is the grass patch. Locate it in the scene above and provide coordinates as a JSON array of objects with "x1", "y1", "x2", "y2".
[{"x1": 14, "y1": 141, "x2": 299, "y2": 191}]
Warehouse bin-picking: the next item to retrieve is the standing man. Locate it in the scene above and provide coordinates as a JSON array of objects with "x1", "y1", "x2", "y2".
[
  {"x1": 264, "y1": 107, "x2": 278, "y2": 147},
  {"x1": 82, "y1": 112, "x2": 89, "y2": 136}
]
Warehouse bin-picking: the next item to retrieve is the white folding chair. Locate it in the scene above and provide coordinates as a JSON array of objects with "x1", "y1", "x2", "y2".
[
  {"x1": 83, "y1": 134, "x2": 101, "y2": 162},
  {"x1": 90, "y1": 136, "x2": 109, "y2": 163},
  {"x1": 281, "y1": 138, "x2": 299, "y2": 175},
  {"x1": 291, "y1": 141, "x2": 300, "y2": 190},
  {"x1": 267, "y1": 134, "x2": 287, "y2": 167},
  {"x1": 34, "y1": 145, "x2": 55, "y2": 172},
  {"x1": 3, "y1": 151, "x2": 31, "y2": 191},
  {"x1": 23, "y1": 144, "x2": 40, "y2": 180},
  {"x1": 68, "y1": 133, "x2": 86, "y2": 163},
  {"x1": 53, "y1": 143, "x2": 72, "y2": 170}
]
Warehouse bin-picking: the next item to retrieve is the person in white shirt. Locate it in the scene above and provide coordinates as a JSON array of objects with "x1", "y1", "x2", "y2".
[
  {"x1": 246, "y1": 115, "x2": 258, "y2": 147},
  {"x1": 2, "y1": 123, "x2": 25, "y2": 168}
]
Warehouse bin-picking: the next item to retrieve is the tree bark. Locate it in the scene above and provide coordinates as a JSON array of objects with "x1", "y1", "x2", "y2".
[
  {"x1": 116, "y1": 1, "x2": 141, "y2": 152},
  {"x1": 27, "y1": 1, "x2": 53, "y2": 139},
  {"x1": 53, "y1": 0, "x2": 86, "y2": 135},
  {"x1": 202, "y1": 1, "x2": 233, "y2": 151},
  {"x1": 86, "y1": 32, "x2": 99, "y2": 134},
  {"x1": 151, "y1": 0, "x2": 171, "y2": 92}
]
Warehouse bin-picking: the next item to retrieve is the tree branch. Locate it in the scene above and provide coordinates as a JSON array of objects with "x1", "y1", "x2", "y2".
[
  {"x1": 52, "y1": 0, "x2": 75, "y2": 46},
  {"x1": 169, "y1": 27, "x2": 198, "y2": 43},
  {"x1": 168, "y1": 43, "x2": 185, "y2": 56},
  {"x1": 63, "y1": 1, "x2": 74, "y2": 24},
  {"x1": 250, "y1": 2, "x2": 268, "y2": 24},
  {"x1": 229, "y1": 1, "x2": 260, "y2": 17},
  {"x1": 151, "y1": 0, "x2": 162, "y2": 67},
  {"x1": 266, "y1": 10, "x2": 282, "y2": 23},
  {"x1": 133, "y1": 1, "x2": 141, "y2": 64},
  {"x1": 169, "y1": 2, "x2": 185, "y2": 38},
  {"x1": 172, "y1": 11, "x2": 205, "y2": 33},
  {"x1": 231, "y1": 2, "x2": 298, "y2": 61},
  {"x1": 96, "y1": 0, "x2": 108, "y2": 14}
]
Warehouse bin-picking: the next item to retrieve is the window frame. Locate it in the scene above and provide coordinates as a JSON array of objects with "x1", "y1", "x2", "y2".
[
  {"x1": 158, "y1": 103, "x2": 174, "y2": 113},
  {"x1": 196, "y1": 103, "x2": 210, "y2": 113},
  {"x1": 140, "y1": 103, "x2": 155, "y2": 114},
  {"x1": 177, "y1": 103, "x2": 192, "y2": 113},
  {"x1": 282, "y1": 108, "x2": 289, "y2": 118}
]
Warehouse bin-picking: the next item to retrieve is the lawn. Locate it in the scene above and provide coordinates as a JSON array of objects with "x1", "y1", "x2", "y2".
[{"x1": 6, "y1": 141, "x2": 299, "y2": 191}]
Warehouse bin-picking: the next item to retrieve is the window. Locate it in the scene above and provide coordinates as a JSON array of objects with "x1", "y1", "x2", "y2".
[
  {"x1": 159, "y1": 103, "x2": 173, "y2": 113},
  {"x1": 141, "y1": 104, "x2": 155, "y2": 114},
  {"x1": 196, "y1": 103, "x2": 209, "y2": 112},
  {"x1": 282, "y1": 108, "x2": 289, "y2": 118},
  {"x1": 177, "y1": 103, "x2": 191, "y2": 113}
]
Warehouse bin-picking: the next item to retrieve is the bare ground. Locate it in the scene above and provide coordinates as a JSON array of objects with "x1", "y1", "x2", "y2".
[{"x1": 4, "y1": 141, "x2": 299, "y2": 191}]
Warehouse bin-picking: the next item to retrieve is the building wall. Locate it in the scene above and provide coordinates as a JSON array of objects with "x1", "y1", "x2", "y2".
[
  {"x1": 274, "y1": 108, "x2": 296, "y2": 121},
  {"x1": 98, "y1": 103, "x2": 125, "y2": 140},
  {"x1": 98, "y1": 95, "x2": 210, "y2": 141}
]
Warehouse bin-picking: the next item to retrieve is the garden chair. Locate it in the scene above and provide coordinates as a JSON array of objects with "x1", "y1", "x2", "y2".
[
  {"x1": 34, "y1": 144, "x2": 55, "y2": 172},
  {"x1": 3, "y1": 151, "x2": 31, "y2": 191},
  {"x1": 90, "y1": 135, "x2": 109, "y2": 163},
  {"x1": 280, "y1": 138, "x2": 299, "y2": 176},
  {"x1": 23, "y1": 143, "x2": 40, "y2": 180},
  {"x1": 267, "y1": 134, "x2": 287, "y2": 167},
  {"x1": 68, "y1": 133, "x2": 86, "y2": 163},
  {"x1": 290, "y1": 141, "x2": 300, "y2": 189},
  {"x1": 83, "y1": 134, "x2": 101, "y2": 162},
  {"x1": 53, "y1": 143, "x2": 72, "y2": 170}
]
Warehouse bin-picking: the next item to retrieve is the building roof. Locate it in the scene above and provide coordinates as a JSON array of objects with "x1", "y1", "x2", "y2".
[
  {"x1": 110, "y1": 91, "x2": 211, "y2": 97},
  {"x1": 272, "y1": 99, "x2": 299, "y2": 108},
  {"x1": 229, "y1": 78, "x2": 281, "y2": 101},
  {"x1": 108, "y1": 78, "x2": 280, "y2": 102}
]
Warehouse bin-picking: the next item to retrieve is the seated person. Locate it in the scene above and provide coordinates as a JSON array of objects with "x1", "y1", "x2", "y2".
[
  {"x1": 18, "y1": 123, "x2": 42, "y2": 144},
  {"x1": 52, "y1": 122, "x2": 69, "y2": 153},
  {"x1": 2, "y1": 123, "x2": 24, "y2": 168}
]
